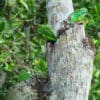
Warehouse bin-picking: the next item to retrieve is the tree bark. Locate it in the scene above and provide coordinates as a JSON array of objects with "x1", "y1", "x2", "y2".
[
  {"x1": 6, "y1": 77, "x2": 38, "y2": 100},
  {"x1": 46, "y1": 0, "x2": 73, "y2": 36},
  {"x1": 46, "y1": 0, "x2": 95, "y2": 100}
]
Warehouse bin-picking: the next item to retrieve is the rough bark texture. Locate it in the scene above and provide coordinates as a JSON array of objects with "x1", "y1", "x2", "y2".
[
  {"x1": 46, "y1": 0, "x2": 95, "y2": 100},
  {"x1": 5, "y1": 76, "x2": 49, "y2": 100},
  {"x1": 0, "y1": 71, "x2": 7, "y2": 89},
  {"x1": 46, "y1": 24, "x2": 94, "y2": 100},
  {"x1": 46, "y1": 0, "x2": 74, "y2": 36},
  {"x1": 6, "y1": 77, "x2": 38, "y2": 100}
]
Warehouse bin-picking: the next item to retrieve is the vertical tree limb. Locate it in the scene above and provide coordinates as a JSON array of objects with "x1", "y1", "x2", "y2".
[{"x1": 46, "y1": 0, "x2": 95, "y2": 100}]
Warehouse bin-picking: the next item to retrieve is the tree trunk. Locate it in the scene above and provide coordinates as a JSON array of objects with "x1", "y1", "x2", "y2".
[
  {"x1": 46, "y1": 0, "x2": 73, "y2": 36},
  {"x1": 46, "y1": 0, "x2": 95, "y2": 100}
]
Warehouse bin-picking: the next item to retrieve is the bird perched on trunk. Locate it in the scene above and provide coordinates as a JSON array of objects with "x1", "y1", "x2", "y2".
[
  {"x1": 67, "y1": 8, "x2": 88, "y2": 24},
  {"x1": 64, "y1": 8, "x2": 88, "y2": 28},
  {"x1": 37, "y1": 24, "x2": 57, "y2": 42},
  {"x1": 57, "y1": 8, "x2": 88, "y2": 38}
]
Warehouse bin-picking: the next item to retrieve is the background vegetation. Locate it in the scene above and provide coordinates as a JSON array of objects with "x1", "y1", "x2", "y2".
[{"x1": 0, "y1": 0, "x2": 99, "y2": 100}]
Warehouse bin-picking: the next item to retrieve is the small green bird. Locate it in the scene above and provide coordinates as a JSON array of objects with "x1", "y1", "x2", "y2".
[
  {"x1": 37, "y1": 24, "x2": 57, "y2": 42},
  {"x1": 68, "y1": 8, "x2": 88, "y2": 24}
]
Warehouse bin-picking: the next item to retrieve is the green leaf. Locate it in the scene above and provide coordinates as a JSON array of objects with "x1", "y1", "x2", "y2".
[
  {"x1": 94, "y1": 3, "x2": 100, "y2": 17},
  {"x1": 18, "y1": 0, "x2": 30, "y2": 12},
  {"x1": 37, "y1": 25, "x2": 57, "y2": 42},
  {"x1": 4, "y1": 62, "x2": 15, "y2": 72},
  {"x1": 18, "y1": 70, "x2": 31, "y2": 81},
  {"x1": 94, "y1": 48, "x2": 100, "y2": 66},
  {"x1": 0, "y1": 20, "x2": 5, "y2": 32},
  {"x1": 39, "y1": 59, "x2": 47, "y2": 72},
  {"x1": 7, "y1": 0, "x2": 16, "y2": 7},
  {"x1": 32, "y1": 58, "x2": 47, "y2": 77},
  {"x1": 0, "y1": 39, "x2": 5, "y2": 44}
]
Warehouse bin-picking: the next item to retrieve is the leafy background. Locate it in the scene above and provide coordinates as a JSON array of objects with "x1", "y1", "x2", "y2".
[{"x1": 0, "y1": 0, "x2": 100, "y2": 100}]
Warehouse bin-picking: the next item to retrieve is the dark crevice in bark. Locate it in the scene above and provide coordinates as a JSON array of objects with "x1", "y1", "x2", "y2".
[{"x1": 36, "y1": 75, "x2": 51, "y2": 100}]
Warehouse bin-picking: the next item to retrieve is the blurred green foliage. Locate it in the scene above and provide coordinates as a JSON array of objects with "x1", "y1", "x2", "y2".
[
  {"x1": 0, "y1": 0, "x2": 47, "y2": 99},
  {"x1": 0, "y1": 0, "x2": 99, "y2": 99}
]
